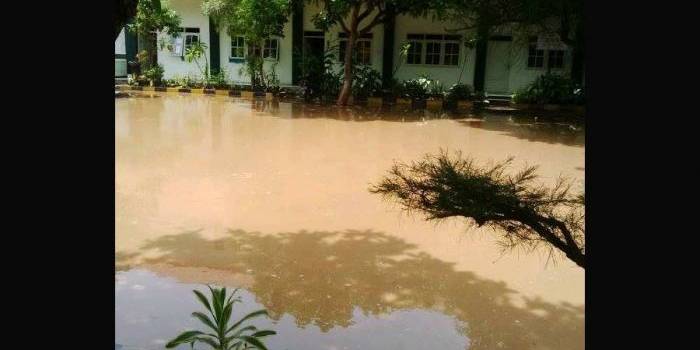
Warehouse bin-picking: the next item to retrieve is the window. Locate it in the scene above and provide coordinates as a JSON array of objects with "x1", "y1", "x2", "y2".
[
  {"x1": 263, "y1": 38, "x2": 279, "y2": 60},
  {"x1": 425, "y1": 42, "x2": 441, "y2": 65},
  {"x1": 356, "y1": 40, "x2": 371, "y2": 64},
  {"x1": 548, "y1": 50, "x2": 564, "y2": 69},
  {"x1": 527, "y1": 37, "x2": 545, "y2": 68},
  {"x1": 231, "y1": 36, "x2": 245, "y2": 59},
  {"x1": 184, "y1": 33, "x2": 199, "y2": 50},
  {"x1": 406, "y1": 41, "x2": 423, "y2": 64},
  {"x1": 406, "y1": 34, "x2": 461, "y2": 66},
  {"x1": 171, "y1": 27, "x2": 200, "y2": 56},
  {"x1": 338, "y1": 33, "x2": 372, "y2": 65},
  {"x1": 444, "y1": 42, "x2": 460, "y2": 66},
  {"x1": 184, "y1": 28, "x2": 201, "y2": 51}
]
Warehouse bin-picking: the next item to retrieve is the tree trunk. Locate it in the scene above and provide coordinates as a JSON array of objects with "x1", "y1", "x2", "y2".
[
  {"x1": 337, "y1": 33, "x2": 356, "y2": 106},
  {"x1": 337, "y1": 6, "x2": 360, "y2": 106}
]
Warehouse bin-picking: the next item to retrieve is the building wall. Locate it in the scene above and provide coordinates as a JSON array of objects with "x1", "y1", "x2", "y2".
[
  {"x1": 154, "y1": 1, "x2": 570, "y2": 94},
  {"x1": 116, "y1": 28, "x2": 126, "y2": 55},
  {"x1": 506, "y1": 34, "x2": 572, "y2": 93},
  {"x1": 115, "y1": 28, "x2": 127, "y2": 77},
  {"x1": 157, "y1": 0, "x2": 212, "y2": 80},
  {"x1": 393, "y1": 13, "x2": 476, "y2": 89},
  {"x1": 217, "y1": 20, "x2": 294, "y2": 85}
]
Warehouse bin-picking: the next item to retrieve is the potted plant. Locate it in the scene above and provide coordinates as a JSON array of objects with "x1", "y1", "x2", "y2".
[
  {"x1": 403, "y1": 77, "x2": 430, "y2": 109},
  {"x1": 511, "y1": 89, "x2": 532, "y2": 110},
  {"x1": 426, "y1": 80, "x2": 445, "y2": 110},
  {"x1": 352, "y1": 65, "x2": 383, "y2": 106},
  {"x1": 445, "y1": 83, "x2": 473, "y2": 110},
  {"x1": 241, "y1": 85, "x2": 255, "y2": 99},
  {"x1": 164, "y1": 77, "x2": 180, "y2": 92},
  {"x1": 141, "y1": 64, "x2": 164, "y2": 91}
]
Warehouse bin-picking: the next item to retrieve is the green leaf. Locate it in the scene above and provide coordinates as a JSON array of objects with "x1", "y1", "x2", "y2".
[
  {"x1": 195, "y1": 336, "x2": 221, "y2": 349},
  {"x1": 165, "y1": 330, "x2": 204, "y2": 348},
  {"x1": 209, "y1": 285, "x2": 223, "y2": 323},
  {"x1": 251, "y1": 330, "x2": 276, "y2": 338},
  {"x1": 239, "y1": 335, "x2": 269, "y2": 350},
  {"x1": 226, "y1": 309, "x2": 269, "y2": 334},
  {"x1": 193, "y1": 289, "x2": 213, "y2": 313},
  {"x1": 192, "y1": 311, "x2": 219, "y2": 332},
  {"x1": 222, "y1": 301, "x2": 233, "y2": 329},
  {"x1": 225, "y1": 325, "x2": 258, "y2": 343}
]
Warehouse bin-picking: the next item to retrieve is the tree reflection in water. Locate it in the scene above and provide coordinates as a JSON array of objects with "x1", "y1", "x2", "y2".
[{"x1": 117, "y1": 229, "x2": 583, "y2": 350}]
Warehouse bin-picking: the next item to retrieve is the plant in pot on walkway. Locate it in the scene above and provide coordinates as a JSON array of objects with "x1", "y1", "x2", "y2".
[
  {"x1": 403, "y1": 76, "x2": 430, "y2": 109},
  {"x1": 352, "y1": 65, "x2": 383, "y2": 106},
  {"x1": 426, "y1": 80, "x2": 445, "y2": 110},
  {"x1": 445, "y1": 83, "x2": 473, "y2": 111}
]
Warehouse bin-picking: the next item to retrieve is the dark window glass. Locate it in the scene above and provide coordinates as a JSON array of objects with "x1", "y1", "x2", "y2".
[
  {"x1": 357, "y1": 40, "x2": 371, "y2": 65},
  {"x1": 425, "y1": 42, "x2": 441, "y2": 65},
  {"x1": 263, "y1": 38, "x2": 278, "y2": 59},
  {"x1": 444, "y1": 42, "x2": 459, "y2": 65},
  {"x1": 548, "y1": 50, "x2": 564, "y2": 68},
  {"x1": 527, "y1": 37, "x2": 544, "y2": 68},
  {"x1": 406, "y1": 41, "x2": 422, "y2": 64},
  {"x1": 231, "y1": 36, "x2": 245, "y2": 58}
]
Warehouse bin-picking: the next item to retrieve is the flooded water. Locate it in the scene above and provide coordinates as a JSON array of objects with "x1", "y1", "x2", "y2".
[{"x1": 115, "y1": 92, "x2": 584, "y2": 350}]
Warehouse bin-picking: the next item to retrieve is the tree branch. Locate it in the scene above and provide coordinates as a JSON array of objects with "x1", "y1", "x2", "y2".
[
  {"x1": 359, "y1": 10, "x2": 385, "y2": 34},
  {"x1": 339, "y1": 18, "x2": 350, "y2": 33}
]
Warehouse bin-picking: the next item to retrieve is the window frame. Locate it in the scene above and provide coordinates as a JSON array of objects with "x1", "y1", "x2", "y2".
[
  {"x1": 527, "y1": 37, "x2": 545, "y2": 69},
  {"x1": 443, "y1": 41, "x2": 460, "y2": 66},
  {"x1": 405, "y1": 34, "x2": 461, "y2": 67},
  {"x1": 171, "y1": 27, "x2": 200, "y2": 57},
  {"x1": 337, "y1": 32, "x2": 373, "y2": 65},
  {"x1": 262, "y1": 38, "x2": 280, "y2": 61},
  {"x1": 230, "y1": 36, "x2": 246, "y2": 59},
  {"x1": 406, "y1": 40, "x2": 423, "y2": 65}
]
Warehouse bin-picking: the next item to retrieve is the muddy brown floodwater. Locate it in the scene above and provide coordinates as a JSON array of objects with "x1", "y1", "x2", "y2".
[{"x1": 115, "y1": 92, "x2": 584, "y2": 350}]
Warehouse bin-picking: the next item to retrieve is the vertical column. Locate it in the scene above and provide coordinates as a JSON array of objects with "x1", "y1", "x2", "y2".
[
  {"x1": 125, "y1": 26, "x2": 138, "y2": 75},
  {"x1": 209, "y1": 17, "x2": 221, "y2": 75},
  {"x1": 472, "y1": 26, "x2": 488, "y2": 92},
  {"x1": 381, "y1": 4, "x2": 396, "y2": 89},
  {"x1": 291, "y1": 1, "x2": 304, "y2": 84}
]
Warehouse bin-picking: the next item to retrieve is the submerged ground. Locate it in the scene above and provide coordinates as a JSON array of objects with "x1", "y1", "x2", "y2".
[{"x1": 115, "y1": 92, "x2": 584, "y2": 350}]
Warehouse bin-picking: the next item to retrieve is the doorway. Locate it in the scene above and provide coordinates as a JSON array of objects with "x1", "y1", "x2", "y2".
[{"x1": 485, "y1": 36, "x2": 512, "y2": 94}]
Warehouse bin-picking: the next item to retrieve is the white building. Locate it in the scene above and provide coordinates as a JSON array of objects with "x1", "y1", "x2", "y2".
[
  {"x1": 119, "y1": 0, "x2": 574, "y2": 95},
  {"x1": 115, "y1": 28, "x2": 128, "y2": 78}
]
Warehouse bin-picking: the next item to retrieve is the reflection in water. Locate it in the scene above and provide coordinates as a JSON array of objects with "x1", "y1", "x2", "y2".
[
  {"x1": 116, "y1": 269, "x2": 470, "y2": 350},
  {"x1": 248, "y1": 98, "x2": 585, "y2": 146},
  {"x1": 117, "y1": 229, "x2": 583, "y2": 350},
  {"x1": 116, "y1": 93, "x2": 584, "y2": 350}
]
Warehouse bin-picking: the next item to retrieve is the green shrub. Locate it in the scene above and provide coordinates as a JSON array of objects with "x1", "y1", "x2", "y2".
[
  {"x1": 517, "y1": 73, "x2": 582, "y2": 105},
  {"x1": 427, "y1": 80, "x2": 445, "y2": 99},
  {"x1": 208, "y1": 69, "x2": 230, "y2": 89},
  {"x1": 296, "y1": 46, "x2": 342, "y2": 103},
  {"x1": 402, "y1": 76, "x2": 432, "y2": 100},
  {"x1": 512, "y1": 89, "x2": 533, "y2": 104},
  {"x1": 445, "y1": 83, "x2": 472, "y2": 102},
  {"x1": 263, "y1": 63, "x2": 281, "y2": 94},
  {"x1": 352, "y1": 65, "x2": 382, "y2": 99},
  {"x1": 143, "y1": 64, "x2": 165, "y2": 86}
]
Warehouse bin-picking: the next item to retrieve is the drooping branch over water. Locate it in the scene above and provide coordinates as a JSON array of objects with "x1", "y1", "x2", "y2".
[{"x1": 370, "y1": 151, "x2": 585, "y2": 268}]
